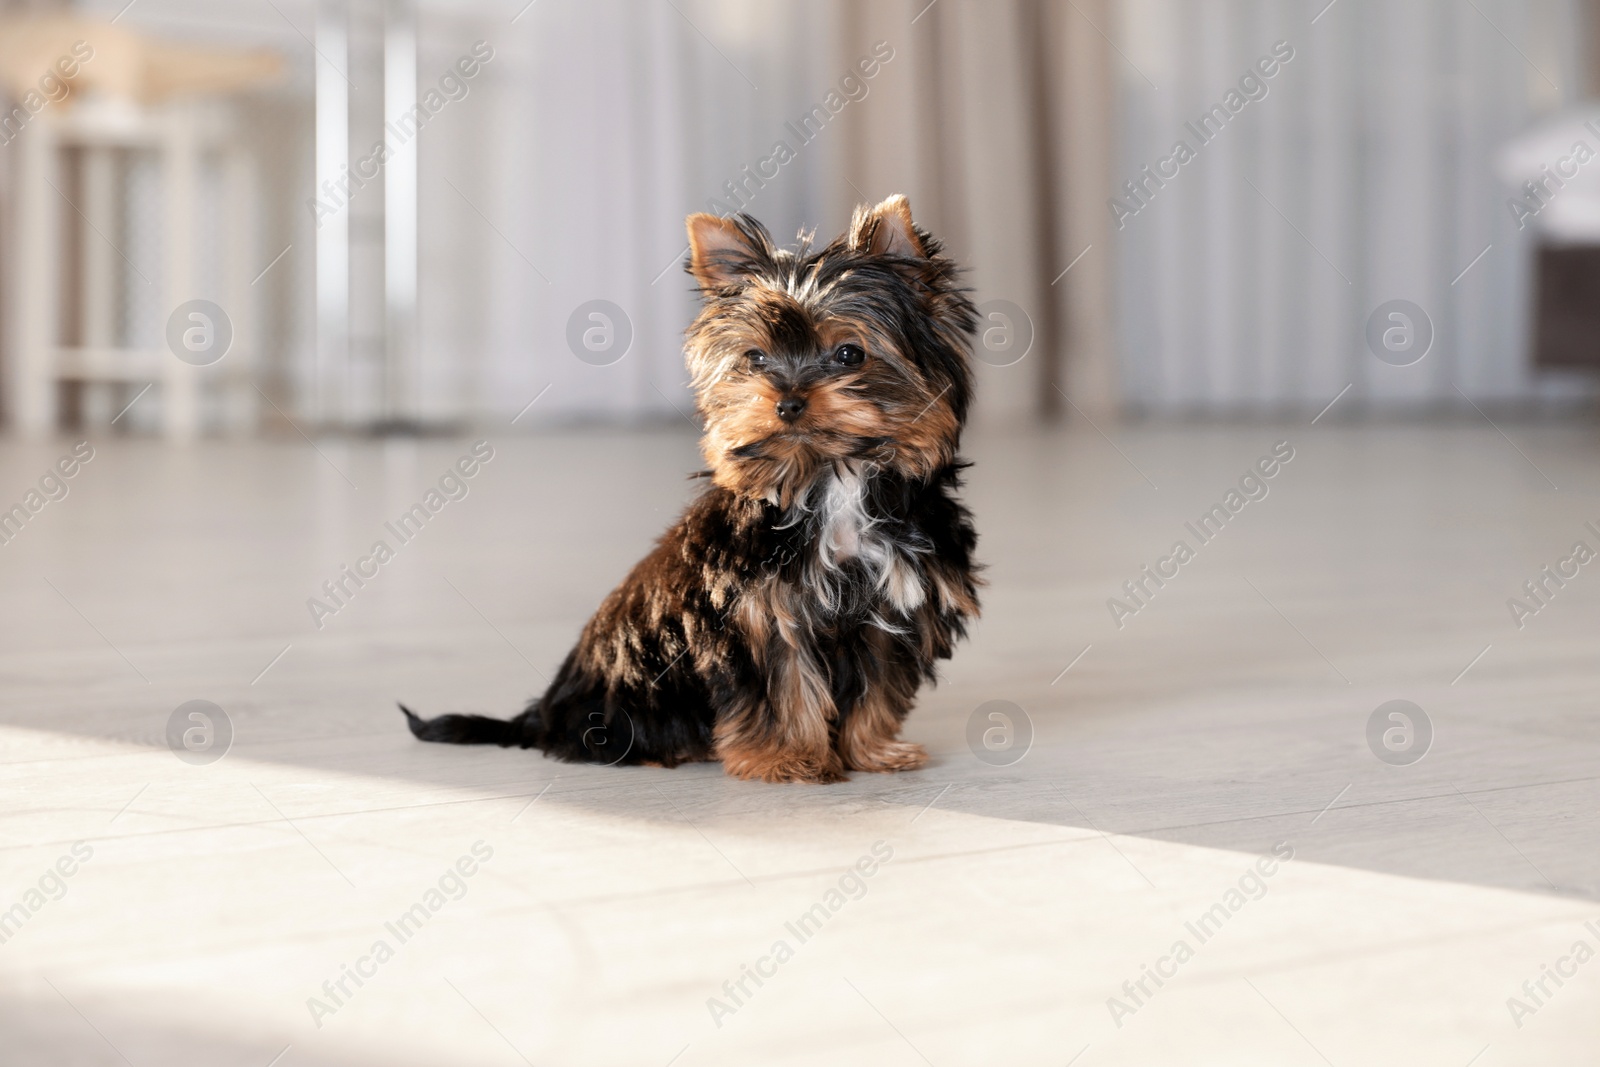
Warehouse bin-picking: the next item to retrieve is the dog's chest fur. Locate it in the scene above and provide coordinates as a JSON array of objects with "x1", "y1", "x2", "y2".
[{"x1": 788, "y1": 466, "x2": 928, "y2": 619}]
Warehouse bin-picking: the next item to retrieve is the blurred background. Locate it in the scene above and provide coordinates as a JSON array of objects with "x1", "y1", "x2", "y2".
[
  {"x1": 10, "y1": 4, "x2": 1600, "y2": 1064},
  {"x1": 3, "y1": 0, "x2": 1598, "y2": 438}
]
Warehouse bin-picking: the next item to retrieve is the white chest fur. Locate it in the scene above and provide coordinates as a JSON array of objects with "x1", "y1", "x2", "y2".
[{"x1": 810, "y1": 468, "x2": 926, "y2": 615}]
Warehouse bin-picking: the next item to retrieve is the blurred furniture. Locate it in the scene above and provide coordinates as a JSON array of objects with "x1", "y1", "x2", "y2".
[
  {"x1": 0, "y1": 17, "x2": 279, "y2": 439},
  {"x1": 1533, "y1": 245, "x2": 1600, "y2": 368},
  {"x1": 1497, "y1": 108, "x2": 1600, "y2": 373}
]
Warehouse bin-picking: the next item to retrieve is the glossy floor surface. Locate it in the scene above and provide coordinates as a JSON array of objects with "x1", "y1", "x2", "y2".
[{"x1": 3, "y1": 419, "x2": 1598, "y2": 1065}]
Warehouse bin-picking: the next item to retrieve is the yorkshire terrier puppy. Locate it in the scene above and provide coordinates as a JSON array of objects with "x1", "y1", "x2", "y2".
[{"x1": 404, "y1": 195, "x2": 980, "y2": 783}]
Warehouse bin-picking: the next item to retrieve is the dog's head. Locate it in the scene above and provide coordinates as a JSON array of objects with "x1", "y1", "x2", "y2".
[{"x1": 683, "y1": 195, "x2": 975, "y2": 505}]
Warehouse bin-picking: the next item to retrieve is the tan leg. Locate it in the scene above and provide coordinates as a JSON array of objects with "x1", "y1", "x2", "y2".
[
  {"x1": 715, "y1": 723, "x2": 847, "y2": 784},
  {"x1": 713, "y1": 675, "x2": 845, "y2": 783},
  {"x1": 838, "y1": 680, "x2": 928, "y2": 773},
  {"x1": 711, "y1": 639, "x2": 845, "y2": 782},
  {"x1": 716, "y1": 578, "x2": 848, "y2": 783}
]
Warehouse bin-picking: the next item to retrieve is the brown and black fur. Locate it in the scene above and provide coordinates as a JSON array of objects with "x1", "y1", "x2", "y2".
[{"x1": 404, "y1": 195, "x2": 980, "y2": 783}]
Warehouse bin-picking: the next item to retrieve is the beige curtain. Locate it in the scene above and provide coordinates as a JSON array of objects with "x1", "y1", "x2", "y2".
[
  {"x1": 1, "y1": 0, "x2": 1118, "y2": 429},
  {"x1": 834, "y1": 0, "x2": 1118, "y2": 421},
  {"x1": 1111, "y1": 0, "x2": 1587, "y2": 414},
  {"x1": 427, "y1": 0, "x2": 1118, "y2": 428}
]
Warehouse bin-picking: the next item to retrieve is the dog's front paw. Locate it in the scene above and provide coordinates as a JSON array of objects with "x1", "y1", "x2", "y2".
[
  {"x1": 844, "y1": 741, "x2": 929, "y2": 774},
  {"x1": 723, "y1": 750, "x2": 848, "y2": 785}
]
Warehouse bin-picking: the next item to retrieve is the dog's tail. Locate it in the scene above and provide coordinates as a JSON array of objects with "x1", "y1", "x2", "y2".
[{"x1": 401, "y1": 703, "x2": 528, "y2": 747}]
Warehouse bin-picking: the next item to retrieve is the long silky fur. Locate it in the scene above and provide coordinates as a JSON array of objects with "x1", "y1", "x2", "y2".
[{"x1": 405, "y1": 196, "x2": 982, "y2": 783}]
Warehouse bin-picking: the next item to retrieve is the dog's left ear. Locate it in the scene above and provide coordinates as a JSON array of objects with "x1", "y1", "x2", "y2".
[
  {"x1": 686, "y1": 213, "x2": 770, "y2": 294},
  {"x1": 850, "y1": 194, "x2": 926, "y2": 259}
]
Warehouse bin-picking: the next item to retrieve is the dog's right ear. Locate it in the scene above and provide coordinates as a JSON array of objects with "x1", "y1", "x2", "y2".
[
  {"x1": 686, "y1": 213, "x2": 767, "y2": 295},
  {"x1": 849, "y1": 194, "x2": 926, "y2": 259}
]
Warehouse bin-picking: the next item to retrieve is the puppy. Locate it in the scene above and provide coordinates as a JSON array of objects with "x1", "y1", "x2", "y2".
[{"x1": 405, "y1": 195, "x2": 980, "y2": 783}]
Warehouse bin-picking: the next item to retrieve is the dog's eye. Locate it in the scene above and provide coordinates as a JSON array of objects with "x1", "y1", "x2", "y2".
[
  {"x1": 833, "y1": 344, "x2": 865, "y2": 367},
  {"x1": 745, "y1": 349, "x2": 769, "y2": 368}
]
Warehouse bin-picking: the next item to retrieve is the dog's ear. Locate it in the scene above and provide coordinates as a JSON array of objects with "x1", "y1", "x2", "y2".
[
  {"x1": 686, "y1": 213, "x2": 768, "y2": 294},
  {"x1": 849, "y1": 194, "x2": 925, "y2": 259}
]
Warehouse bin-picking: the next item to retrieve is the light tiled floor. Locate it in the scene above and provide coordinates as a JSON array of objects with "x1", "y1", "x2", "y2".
[{"x1": 2, "y1": 420, "x2": 1598, "y2": 1065}]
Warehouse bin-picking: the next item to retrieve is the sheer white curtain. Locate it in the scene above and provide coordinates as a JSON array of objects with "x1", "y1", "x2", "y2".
[
  {"x1": 409, "y1": 0, "x2": 1115, "y2": 426},
  {"x1": 53, "y1": 0, "x2": 1583, "y2": 425},
  {"x1": 1111, "y1": 0, "x2": 1589, "y2": 414},
  {"x1": 84, "y1": 0, "x2": 1112, "y2": 428},
  {"x1": 413, "y1": 0, "x2": 846, "y2": 426}
]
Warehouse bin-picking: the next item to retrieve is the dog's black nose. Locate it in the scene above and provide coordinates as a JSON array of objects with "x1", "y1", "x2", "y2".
[{"x1": 776, "y1": 396, "x2": 807, "y2": 422}]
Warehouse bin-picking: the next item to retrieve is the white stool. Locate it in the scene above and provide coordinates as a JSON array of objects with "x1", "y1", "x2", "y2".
[{"x1": 0, "y1": 16, "x2": 278, "y2": 439}]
